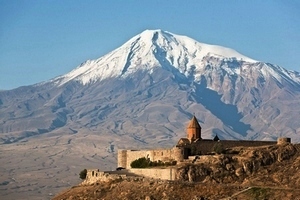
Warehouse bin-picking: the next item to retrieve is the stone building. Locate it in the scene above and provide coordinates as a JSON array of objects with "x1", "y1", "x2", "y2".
[{"x1": 118, "y1": 115, "x2": 286, "y2": 169}]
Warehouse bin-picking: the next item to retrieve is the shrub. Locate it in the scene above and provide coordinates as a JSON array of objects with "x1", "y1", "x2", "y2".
[
  {"x1": 213, "y1": 142, "x2": 225, "y2": 154},
  {"x1": 150, "y1": 161, "x2": 158, "y2": 166},
  {"x1": 130, "y1": 157, "x2": 150, "y2": 168},
  {"x1": 79, "y1": 169, "x2": 87, "y2": 180},
  {"x1": 248, "y1": 187, "x2": 270, "y2": 199},
  {"x1": 131, "y1": 157, "x2": 177, "y2": 168}
]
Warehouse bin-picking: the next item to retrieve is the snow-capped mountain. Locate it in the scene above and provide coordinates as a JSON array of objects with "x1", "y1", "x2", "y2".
[
  {"x1": 1, "y1": 29, "x2": 300, "y2": 143},
  {"x1": 1, "y1": 29, "x2": 300, "y2": 199},
  {"x1": 1, "y1": 29, "x2": 300, "y2": 144},
  {"x1": 53, "y1": 29, "x2": 257, "y2": 86}
]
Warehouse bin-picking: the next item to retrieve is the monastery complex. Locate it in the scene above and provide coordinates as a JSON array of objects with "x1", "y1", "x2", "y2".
[{"x1": 83, "y1": 116, "x2": 291, "y2": 184}]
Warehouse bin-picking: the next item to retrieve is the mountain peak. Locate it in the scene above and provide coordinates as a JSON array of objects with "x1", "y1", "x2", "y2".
[
  {"x1": 139, "y1": 29, "x2": 165, "y2": 37},
  {"x1": 137, "y1": 29, "x2": 257, "y2": 61},
  {"x1": 138, "y1": 29, "x2": 176, "y2": 43},
  {"x1": 53, "y1": 29, "x2": 259, "y2": 86}
]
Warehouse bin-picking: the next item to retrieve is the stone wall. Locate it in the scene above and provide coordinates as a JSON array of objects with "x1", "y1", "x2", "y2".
[
  {"x1": 118, "y1": 147, "x2": 184, "y2": 169},
  {"x1": 81, "y1": 169, "x2": 119, "y2": 185},
  {"x1": 118, "y1": 150, "x2": 127, "y2": 169},
  {"x1": 129, "y1": 168, "x2": 177, "y2": 180},
  {"x1": 81, "y1": 168, "x2": 177, "y2": 185},
  {"x1": 192, "y1": 140, "x2": 278, "y2": 155}
]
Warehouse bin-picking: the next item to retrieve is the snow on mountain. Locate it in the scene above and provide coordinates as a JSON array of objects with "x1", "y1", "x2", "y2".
[{"x1": 52, "y1": 29, "x2": 258, "y2": 86}]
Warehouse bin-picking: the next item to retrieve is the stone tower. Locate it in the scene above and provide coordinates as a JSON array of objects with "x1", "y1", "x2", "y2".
[{"x1": 187, "y1": 116, "x2": 202, "y2": 142}]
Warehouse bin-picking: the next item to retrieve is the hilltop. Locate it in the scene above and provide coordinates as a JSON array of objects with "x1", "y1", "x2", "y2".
[{"x1": 53, "y1": 143, "x2": 300, "y2": 200}]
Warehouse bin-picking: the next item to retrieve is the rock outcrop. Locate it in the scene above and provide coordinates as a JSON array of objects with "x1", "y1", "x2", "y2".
[{"x1": 176, "y1": 143, "x2": 297, "y2": 183}]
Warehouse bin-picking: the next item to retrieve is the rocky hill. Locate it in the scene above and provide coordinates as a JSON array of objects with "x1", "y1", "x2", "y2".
[{"x1": 53, "y1": 143, "x2": 300, "y2": 200}]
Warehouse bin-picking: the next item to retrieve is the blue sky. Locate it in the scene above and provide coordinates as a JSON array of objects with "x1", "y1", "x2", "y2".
[{"x1": 0, "y1": 0, "x2": 299, "y2": 90}]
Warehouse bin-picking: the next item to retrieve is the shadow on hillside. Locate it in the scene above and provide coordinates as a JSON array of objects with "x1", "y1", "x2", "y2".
[{"x1": 192, "y1": 79, "x2": 251, "y2": 137}]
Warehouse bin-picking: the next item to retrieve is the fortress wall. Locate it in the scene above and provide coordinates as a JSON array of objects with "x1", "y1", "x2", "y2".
[
  {"x1": 194, "y1": 140, "x2": 277, "y2": 155},
  {"x1": 119, "y1": 148, "x2": 182, "y2": 169},
  {"x1": 83, "y1": 169, "x2": 144, "y2": 185},
  {"x1": 82, "y1": 169, "x2": 116, "y2": 185},
  {"x1": 172, "y1": 147, "x2": 185, "y2": 161},
  {"x1": 117, "y1": 150, "x2": 127, "y2": 168},
  {"x1": 193, "y1": 140, "x2": 216, "y2": 155},
  {"x1": 222, "y1": 140, "x2": 277, "y2": 148},
  {"x1": 152, "y1": 149, "x2": 178, "y2": 162},
  {"x1": 83, "y1": 168, "x2": 178, "y2": 185},
  {"x1": 124, "y1": 150, "x2": 154, "y2": 169},
  {"x1": 129, "y1": 168, "x2": 177, "y2": 180}
]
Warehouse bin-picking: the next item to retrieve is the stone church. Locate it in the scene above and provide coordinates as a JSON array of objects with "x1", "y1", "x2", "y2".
[{"x1": 118, "y1": 115, "x2": 289, "y2": 169}]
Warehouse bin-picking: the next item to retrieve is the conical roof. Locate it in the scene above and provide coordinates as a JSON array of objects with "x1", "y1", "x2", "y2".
[
  {"x1": 187, "y1": 116, "x2": 201, "y2": 129},
  {"x1": 213, "y1": 135, "x2": 220, "y2": 141}
]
